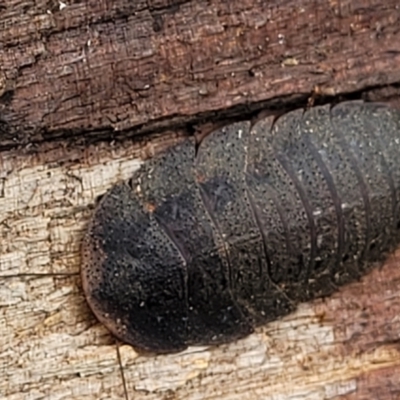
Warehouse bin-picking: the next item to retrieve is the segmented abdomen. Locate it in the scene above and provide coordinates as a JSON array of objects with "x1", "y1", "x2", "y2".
[{"x1": 81, "y1": 101, "x2": 400, "y2": 354}]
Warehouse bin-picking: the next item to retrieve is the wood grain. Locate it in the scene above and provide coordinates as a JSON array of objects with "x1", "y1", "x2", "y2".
[
  {"x1": 1, "y1": 136, "x2": 400, "y2": 399},
  {"x1": 1, "y1": 0, "x2": 400, "y2": 148},
  {"x1": 2, "y1": 0, "x2": 400, "y2": 398}
]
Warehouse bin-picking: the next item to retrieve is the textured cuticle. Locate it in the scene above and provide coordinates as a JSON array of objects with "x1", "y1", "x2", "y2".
[{"x1": 81, "y1": 101, "x2": 400, "y2": 354}]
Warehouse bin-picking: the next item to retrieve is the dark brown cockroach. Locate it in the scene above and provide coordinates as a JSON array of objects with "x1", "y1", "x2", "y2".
[{"x1": 81, "y1": 101, "x2": 400, "y2": 354}]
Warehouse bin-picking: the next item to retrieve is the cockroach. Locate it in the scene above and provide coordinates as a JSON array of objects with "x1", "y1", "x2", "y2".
[{"x1": 81, "y1": 101, "x2": 400, "y2": 353}]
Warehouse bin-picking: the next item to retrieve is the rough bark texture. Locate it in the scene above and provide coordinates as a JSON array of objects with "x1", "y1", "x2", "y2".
[
  {"x1": 1, "y1": 1, "x2": 400, "y2": 399},
  {"x1": 1, "y1": 0, "x2": 400, "y2": 148}
]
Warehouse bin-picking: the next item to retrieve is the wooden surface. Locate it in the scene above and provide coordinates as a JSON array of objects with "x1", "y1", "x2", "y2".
[
  {"x1": 1, "y1": 1, "x2": 400, "y2": 399},
  {"x1": 1, "y1": 0, "x2": 400, "y2": 148},
  {"x1": 1, "y1": 137, "x2": 400, "y2": 400}
]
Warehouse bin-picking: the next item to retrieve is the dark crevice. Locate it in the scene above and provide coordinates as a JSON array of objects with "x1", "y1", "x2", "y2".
[
  {"x1": 1, "y1": 84, "x2": 399, "y2": 153},
  {"x1": 0, "y1": 93, "x2": 307, "y2": 152},
  {"x1": 116, "y1": 342, "x2": 130, "y2": 400}
]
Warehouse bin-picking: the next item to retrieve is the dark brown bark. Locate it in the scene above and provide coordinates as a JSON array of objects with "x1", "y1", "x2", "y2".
[{"x1": 1, "y1": 0, "x2": 400, "y2": 149}]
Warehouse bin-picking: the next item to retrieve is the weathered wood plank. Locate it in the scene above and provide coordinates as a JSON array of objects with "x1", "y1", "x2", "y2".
[
  {"x1": 2, "y1": 1, "x2": 400, "y2": 399},
  {"x1": 1, "y1": 136, "x2": 400, "y2": 399},
  {"x1": 1, "y1": 0, "x2": 400, "y2": 147}
]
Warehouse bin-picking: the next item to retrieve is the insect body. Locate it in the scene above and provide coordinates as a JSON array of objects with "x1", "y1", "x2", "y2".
[{"x1": 81, "y1": 102, "x2": 400, "y2": 353}]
